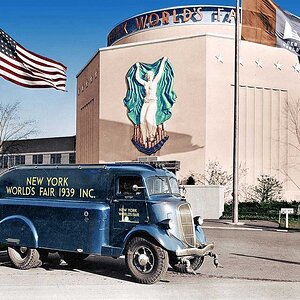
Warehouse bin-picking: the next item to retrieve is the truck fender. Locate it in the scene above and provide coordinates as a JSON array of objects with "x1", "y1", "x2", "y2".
[
  {"x1": 0, "y1": 215, "x2": 38, "y2": 248},
  {"x1": 122, "y1": 224, "x2": 186, "y2": 254}
]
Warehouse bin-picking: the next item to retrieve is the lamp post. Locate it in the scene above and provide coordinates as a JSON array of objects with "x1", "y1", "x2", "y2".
[{"x1": 232, "y1": 0, "x2": 241, "y2": 224}]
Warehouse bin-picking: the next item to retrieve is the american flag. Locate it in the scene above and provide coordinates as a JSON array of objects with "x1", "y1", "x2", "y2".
[{"x1": 0, "y1": 28, "x2": 67, "y2": 91}]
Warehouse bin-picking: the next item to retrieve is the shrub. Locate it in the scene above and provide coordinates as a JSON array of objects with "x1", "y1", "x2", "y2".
[
  {"x1": 222, "y1": 200, "x2": 299, "y2": 220},
  {"x1": 186, "y1": 176, "x2": 195, "y2": 185}
]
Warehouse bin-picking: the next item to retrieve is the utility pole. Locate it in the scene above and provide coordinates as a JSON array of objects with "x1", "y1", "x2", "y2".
[{"x1": 232, "y1": 0, "x2": 241, "y2": 224}]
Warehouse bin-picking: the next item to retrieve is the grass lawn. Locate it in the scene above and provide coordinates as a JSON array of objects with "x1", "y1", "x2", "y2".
[{"x1": 279, "y1": 218, "x2": 300, "y2": 229}]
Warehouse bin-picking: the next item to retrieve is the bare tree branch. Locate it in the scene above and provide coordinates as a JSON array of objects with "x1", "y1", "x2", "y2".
[
  {"x1": 283, "y1": 98, "x2": 300, "y2": 190},
  {"x1": 0, "y1": 102, "x2": 37, "y2": 167},
  {"x1": 280, "y1": 168, "x2": 300, "y2": 190}
]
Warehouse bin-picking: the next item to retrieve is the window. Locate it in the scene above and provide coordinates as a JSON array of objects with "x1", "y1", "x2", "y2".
[
  {"x1": 50, "y1": 154, "x2": 61, "y2": 164},
  {"x1": 32, "y1": 154, "x2": 43, "y2": 165},
  {"x1": 15, "y1": 155, "x2": 25, "y2": 165},
  {"x1": 0, "y1": 155, "x2": 25, "y2": 168},
  {"x1": 116, "y1": 176, "x2": 144, "y2": 199},
  {"x1": 0, "y1": 156, "x2": 8, "y2": 168},
  {"x1": 4, "y1": 156, "x2": 8, "y2": 168},
  {"x1": 147, "y1": 176, "x2": 180, "y2": 196},
  {"x1": 9, "y1": 156, "x2": 15, "y2": 167},
  {"x1": 69, "y1": 153, "x2": 76, "y2": 164}
]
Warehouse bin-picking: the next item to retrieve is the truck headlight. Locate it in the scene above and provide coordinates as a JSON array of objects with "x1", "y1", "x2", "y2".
[
  {"x1": 194, "y1": 216, "x2": 203, "y2": 226},
  {"x1": 159, "y1": 218, "x2": 174, "y2": 230}
]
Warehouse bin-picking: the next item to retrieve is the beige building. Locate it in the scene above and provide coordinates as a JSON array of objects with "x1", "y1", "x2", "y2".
[
  {"x1": 0, "y1": 136, "x2": 76, "y2": 168},
  {"x1": 76, "y1": 5, "x2": 300, "y2": 200}
]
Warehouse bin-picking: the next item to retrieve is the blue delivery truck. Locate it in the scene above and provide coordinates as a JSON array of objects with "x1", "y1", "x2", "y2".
[{"x1": 0, "y1": 163, "x2": 217, "y2": 284}]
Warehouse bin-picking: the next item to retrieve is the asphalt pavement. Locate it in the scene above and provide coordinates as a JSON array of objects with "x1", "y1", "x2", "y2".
[{"x1": 0, "y1": 220, "x2": 299, "y2": 300}]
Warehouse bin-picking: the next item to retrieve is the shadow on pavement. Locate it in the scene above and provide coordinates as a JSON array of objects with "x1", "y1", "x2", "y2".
[
  {"x1": 0, "y1": 250, "x2": 173, "y2": 283},
  {"x1": 0, "y1": 251, "x2": 146, "y2": 284},
  {"x1": 36, "y1": 253, "x2": 134, "y2": 282},
  {"x1": 231, "y1": 253, "x2": 300, "y2": 266},
  {"x1": 0, "y1": 250, "x2": 9, "y2": 266}
]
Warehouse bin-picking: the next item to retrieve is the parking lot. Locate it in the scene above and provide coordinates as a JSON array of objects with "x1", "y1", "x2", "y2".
[{"x1": 0, "y1": 221, "x2": 299, "y2": 300}]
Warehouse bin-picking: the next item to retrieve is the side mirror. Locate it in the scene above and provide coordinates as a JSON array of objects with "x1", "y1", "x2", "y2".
[{"x1": 132, "y1": 184, "x2": 145, "y2": 192}]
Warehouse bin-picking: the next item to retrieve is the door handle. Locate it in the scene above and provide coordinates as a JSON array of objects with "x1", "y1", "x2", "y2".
[{"x1": 112, "y1": 199, "x2": 119, "y2": 203}]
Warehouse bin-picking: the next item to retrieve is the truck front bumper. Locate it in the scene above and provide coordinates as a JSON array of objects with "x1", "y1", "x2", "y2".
[{"x1": 175, "y1": 243, "x2": 214, "y2": 257}]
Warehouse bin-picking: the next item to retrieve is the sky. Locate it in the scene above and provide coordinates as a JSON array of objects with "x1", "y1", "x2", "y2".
[{"x1": 0, "y1": 0, "x2": 299, "y2": 139}]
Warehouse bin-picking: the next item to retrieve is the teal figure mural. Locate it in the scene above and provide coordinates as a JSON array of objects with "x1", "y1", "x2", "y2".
[{"x1": 124, "y1": 57, "x2": 177, "y2": 155}]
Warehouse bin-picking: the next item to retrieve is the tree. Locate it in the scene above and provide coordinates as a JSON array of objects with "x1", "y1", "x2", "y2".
[
  {"x1": 0, "y1": 102, "x2": 37, "y2": 166},
  {"x1": 200, "y1": 161, "x2": 232, "y2": 186},
  {"x1": 251, "y1": 175, "x2": 283, "y2": 203},
  {"x1": 184, "y1": 161, "x2": 248, "y2": 203}
]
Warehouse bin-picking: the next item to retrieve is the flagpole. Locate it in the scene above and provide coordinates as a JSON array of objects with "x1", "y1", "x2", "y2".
[{"x1": 232, "y1": 0, "x2": 241, "y2": 224}]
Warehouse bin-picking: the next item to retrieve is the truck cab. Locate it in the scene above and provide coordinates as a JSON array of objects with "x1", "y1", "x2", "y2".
[{"x1": 0, "y1": 163, "x2": 216, "y2": 284}]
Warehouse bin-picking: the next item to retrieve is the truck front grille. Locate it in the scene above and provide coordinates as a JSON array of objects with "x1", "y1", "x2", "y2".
[{"x1": 178, "y1": 203, "x2": 195, "y2": 247}]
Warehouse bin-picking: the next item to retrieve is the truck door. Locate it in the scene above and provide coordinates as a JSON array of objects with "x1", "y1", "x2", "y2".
[{"x1": 110, "y1": 175, "x2": 148, "y2": 247}]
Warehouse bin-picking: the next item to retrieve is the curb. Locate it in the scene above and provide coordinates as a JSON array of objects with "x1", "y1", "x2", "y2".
[
  {"x1": 202, "y1": 225, "x2": 296, "y2": 233},
  {"x1": 202, "y1": 226, "x2": 263, "y2": 231}
]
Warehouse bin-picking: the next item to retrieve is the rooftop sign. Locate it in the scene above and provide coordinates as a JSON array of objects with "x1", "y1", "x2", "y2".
[{"x1": 107, "y1": 6, "x2": 237, "y2": 46}]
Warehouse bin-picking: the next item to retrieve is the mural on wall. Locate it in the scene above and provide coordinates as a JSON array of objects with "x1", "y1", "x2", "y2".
[{"x1": 124, "y1": 57, "x2": 177, "y2": 155}]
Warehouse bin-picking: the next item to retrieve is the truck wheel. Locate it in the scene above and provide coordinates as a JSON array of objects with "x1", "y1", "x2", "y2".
[
  {"x1": 170, "y1": 256, "x2": 204, "y2": 273},
  {"x1": 125, "y1": 237, "x2": 168, "y2": 284},
  {"x1": 8, "y1": 246, "x2": 42, "y2": 270},
  {"x1": 62, "y1": 252, "x2": 89, "y2": 267}
]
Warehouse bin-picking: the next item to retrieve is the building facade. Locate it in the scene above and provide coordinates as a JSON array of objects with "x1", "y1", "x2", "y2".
[
  {"x1": 76, "y1": 5, "x2": 300, "y2": 200},
  {"x1": 0, "y1": 136, "x2": 76, "y2": 169}
]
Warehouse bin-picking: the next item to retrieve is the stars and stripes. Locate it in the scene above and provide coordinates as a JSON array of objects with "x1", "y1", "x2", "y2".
[
  {"x1": 0, "y1": 28, "x2": 67, "y2": 91},
  {"x1": 283, "y1": 20, "x2": 300, "y2": 42}
]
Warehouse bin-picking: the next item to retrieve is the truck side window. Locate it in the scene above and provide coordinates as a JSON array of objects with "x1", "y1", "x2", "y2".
[{"x1": 116, "y1": 176, "x2": 144, "y2": 199}]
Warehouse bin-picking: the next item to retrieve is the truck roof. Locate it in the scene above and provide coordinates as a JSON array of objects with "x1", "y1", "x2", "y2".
[
  {"x1": 0, "y1": 163, "x2": 176, "y2": 201},
  {"x1": 0, "y1": 162, "x2": 174, "y2": 177}
]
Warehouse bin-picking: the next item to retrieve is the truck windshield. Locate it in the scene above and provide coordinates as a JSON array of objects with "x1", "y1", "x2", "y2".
[{"x1": 146, "y1": 176, "x2": 180, "y2": 196}]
